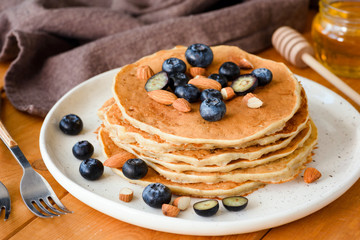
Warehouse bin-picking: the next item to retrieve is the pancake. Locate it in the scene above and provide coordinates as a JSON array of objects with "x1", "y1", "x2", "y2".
[{"x1": 112, "y1": 45, "x2": 302, "y2": 146}]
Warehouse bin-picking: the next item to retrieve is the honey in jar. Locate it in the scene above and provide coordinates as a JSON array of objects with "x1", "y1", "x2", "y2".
[{"x1": 312, "y1": 0, "x2": 360, "y2": 78}]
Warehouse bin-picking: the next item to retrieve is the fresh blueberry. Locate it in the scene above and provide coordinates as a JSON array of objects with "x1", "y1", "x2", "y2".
[
  {"x1": 200, "y1": 89, "x2": 223, "y2": 102},
  {"x1": 193, "y1": 200, "x2": 219, "y2": 217},
  {"x1": 142, "y1": 183, "x2": 172, "y2": 208},
  {"x1": 208, "y1": 73, "x2": 228, "y2": 88},
  {"x1": 219, "y1": 62, "x2": 240, "y2": 81},
  {"x1": 168, "y1": 72, "x2": 189, "y2": 91},
  {"x1": 231, "y1": 74, "x2": 258, "y2": 96},
  {"x1": 174, "y1": 84, "x2": 200, "y2": 103},
  {"x1": 162, "y1": 58, "x2": 186, "y2": 74},
  {"x1": 222, "y1": 196, "x2": 248, "y2": 212},
  {"x1": 72, "y1": 140, "x2": 94, "y2": 160},
  {"x1": 185, "y1": 43, "x2": 213, "y2": 68},
  {"x1": 251, "y1": 68, "x2": 273, "y2": 86},
  {"x1": 200, "y1": 97, "x2": 226, "y2": 122},
  {"x1": 144, "y1": 71, "x2": 169, "y2": 92},
  {"x1": 59, "y1": 114, "x2": 83, "y2": 135},
  {"x1": 122, "y1": 158, "x2": 148, "y2": 180},
  {"x1": 79, "y1": 158, "x2": 104, "y2": 181}
]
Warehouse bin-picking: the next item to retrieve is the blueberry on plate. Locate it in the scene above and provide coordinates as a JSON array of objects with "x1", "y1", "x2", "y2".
[
  {"x1": 231, "y1": 74, "x2": 258, "y2": 96},
  {"x1": 251, "y1": 68, "x2": 273, "y2": 86},
  {"x1": 200, "y1": 89, "x2": 223, "y2": 102},
  {"x1": 208, "y1": 73, "x2": 228, "y2": 88},
  {"x1": 59, "y1": 114, "x2": 83, "y2": 135},
  {"x1": 79, "y1": 158, "x2": 104, "y2": 181},
  {"x1": 72, "y1": 140, "x2": 94, "y2": 160},
  {"x1": 200, "y1": 97, "x2": 226, "y2": 122},
  {"x1": 219, "y1": 62, "x2": 240, "y2": 81},
  {"x1": 168, "y1": 72, "x2": 189, "y2": 91},
  {"x1": 145, "y1": 71, "x2": 169, "y2": 92},
  {"x1": 222, "y1": 196, "x2": 248, "y2": 212},
  {"x1": 162, "y1": 58, "x2": 187, "y2": 74},
  {"x1": 174, "y1": 84, "x2": 200, "y2": 103},
  {"x1": 193, "y1": 199, "x2": 219, "y2": 217},
  {"x1": 185, "y1": 43, "x2": 213, "y2": 68},
  {"x1": 142, "y1": 183, "x2": 172, "y2": 208},
  {"x1": 122, "y1": 158, "x2": 148, "y2": 180}
]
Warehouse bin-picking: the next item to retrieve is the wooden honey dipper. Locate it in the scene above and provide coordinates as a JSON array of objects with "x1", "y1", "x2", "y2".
[{"x1": 272, "y1": 26, "x2": 360, "y2": 106}]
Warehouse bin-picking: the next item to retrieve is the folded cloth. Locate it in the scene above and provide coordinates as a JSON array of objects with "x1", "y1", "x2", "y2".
[{"x1": 0, "y1": 0, "x2": 309, "y2": 116}]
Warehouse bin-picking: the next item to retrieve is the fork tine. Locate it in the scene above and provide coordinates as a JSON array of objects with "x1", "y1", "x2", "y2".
[
  {"x1": 25, "y1": 200, "x2": 54, "y2": 218},
  {"x1": 4, "y1": 206, "x2": 10, "y2": 221},
  {"x1": 49, "y1": 195, "x2": 72, "y2": 213},
  {"x1": 33, "y1": 200, "x2": 60, "y2": 217},
  {"x1": 43, "y1": 197, "x2": 66, "y2": 215}
]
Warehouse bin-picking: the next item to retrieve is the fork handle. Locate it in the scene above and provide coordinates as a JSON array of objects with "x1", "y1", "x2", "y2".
[{"x1": 0, "y1": 121, "x2": 18, "y2": 148}]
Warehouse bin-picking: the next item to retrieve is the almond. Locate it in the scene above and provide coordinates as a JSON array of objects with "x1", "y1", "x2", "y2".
[
  {"x1": 188, "y1": 77, "x2": 221, "y2": 91},
  {"x1": 148, "y1": 90, "x2": 178, "y2": 105},
  {"x1": 172, "y1": 98, "x2": 191, "y2": 112},
  {"x1": 221, "y1": 87, "x2": 236, "y2": 100},
  {"x1": 304, "y1": 167, "x2": 322, "y2": 183},
  {"x1": 119, "y1": 187, "x2": 134, "y2": 202},
  {"x1": 162, "y1": 204, "x2": 180, "y2": 217},
  {"x1": 103, "y1": 151, "x2": 136, "y2": 168},
  {"x1": 173, "y1": 196, "x2": 191, "y2": 210},
  {"x1": 242, "y1": 93, "x2": 263, "y2": 108},
  {"x1": 137, "y1": 65, "x2": 154, "y2": 81},
  {"x1": 189, "y1": 67, "x2": 206, "y2": 77},
  {"x1": 229, "y1": 56, "x2": 254, "y2": 69}
]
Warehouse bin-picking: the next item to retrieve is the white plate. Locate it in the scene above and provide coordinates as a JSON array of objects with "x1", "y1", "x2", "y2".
[{"x1": 40, "y1": 70, "x2": 360, "y2": 236}]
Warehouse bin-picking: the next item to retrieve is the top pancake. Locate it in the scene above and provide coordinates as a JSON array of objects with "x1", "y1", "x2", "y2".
[{"x1": 113, "y1": 45, "x2": 302, "y2": 145}]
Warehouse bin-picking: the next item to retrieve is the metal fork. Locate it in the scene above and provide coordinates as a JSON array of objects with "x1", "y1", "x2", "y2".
[
  {"x1": 0, "y1": 121, "x2": 71, "y2": 218},
  {"x1": 0, "y1": 181, "x2": 10, "y2": 220}
]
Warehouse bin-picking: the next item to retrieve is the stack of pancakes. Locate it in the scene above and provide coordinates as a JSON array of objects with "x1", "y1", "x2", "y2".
[{"x1": 97, "y1": 45, "x2": 318, "y2": 198}]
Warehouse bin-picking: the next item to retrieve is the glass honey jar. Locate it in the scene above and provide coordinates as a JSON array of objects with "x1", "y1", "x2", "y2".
[{"x1": 312, "y1": 0, "x2": 360, "y2": 78}]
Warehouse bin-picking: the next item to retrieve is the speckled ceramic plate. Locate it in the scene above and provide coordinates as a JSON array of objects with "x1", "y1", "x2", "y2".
[{"x1": 39, "y1": 69, "x2": 360, "y2": 236}]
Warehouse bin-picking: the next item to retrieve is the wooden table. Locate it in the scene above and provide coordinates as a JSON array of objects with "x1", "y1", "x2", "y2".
[{"x1": 1, "y1": 11, "x2": 359, "y2": 240}]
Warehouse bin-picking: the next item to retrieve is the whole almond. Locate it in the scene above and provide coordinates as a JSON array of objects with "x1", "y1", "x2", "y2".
[
  {"x1": 221, "y1": 87, "x2": 236, "y2": 100},
  {"x1": 137, "y1": 65, "x2": 154, "y2": 81},
  {"x1": 189, "y1": 67, "x2": 206, "y2": 77},
  {"x1": 119, "y1": 187, "x2": 134, "y2": 202},
  {"x1": 304, "y1": 167, "x2": 322, "y2": 183},
  {"x1": 172, "y1": 98, "x2": 191, "y2": 112},
  {"x1": 103, "y1": 151, "x2": 136, "y2": 168},
  {"x1": 188, "y1": 77, "x2": 221, "y2": 91},
  {"x1": 148, "y1": 90, "x2": 178, "y2": 105},
  {"x1": 162, "y1": 204, "x2": 180, "y2": 217},
  {"x1": 229, "y1": 56, "x2": 254, "y2": 69},
  {"x1": 173, "y1": 196, "x2": 191, "y2": 210}
]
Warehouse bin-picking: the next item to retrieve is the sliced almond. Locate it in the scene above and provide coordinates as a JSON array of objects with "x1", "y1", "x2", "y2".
[
  {"x1": 304, "y1": 167, "x2": 322, "y2": 183},
  {"x1": 172, "y1": 98, "x2": 191, "y2": 112},
  {"x1": 229, "y1": 56, "x2": 254, "y2": 69},
  {"x1": 137, "y1": 65, "x2": 154, "y2": 81},
  {"x1": 119, "y1": 187, "x2": 134, "y2": 202},
  {"x1": 162, "y1": 204, "x2": 180, "y2": 217},
  {"x1": 188, "y1": 77, "x2": 221, "y2": 91},
  {"x1": 242, "y1": 93, "x2": 263, "y2": 108},
  {"x1": 103, "y1": 151, "x2": 136, "y2": 168},
  {"x1": 173, "y1": 196, "x2": 191, "y2": 210},
  {"x1": 148, "y1": 90, "x2": 178, "y2": 105},
  {"x1": 221, "y1": 87, "x2": 236, "y2": 100},
  {"x1": 189, "y1": 67, "x2": 206, "y2": 78}
]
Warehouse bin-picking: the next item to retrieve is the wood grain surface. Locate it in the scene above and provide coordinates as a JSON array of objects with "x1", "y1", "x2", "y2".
[{"x1": 0, "y1": 11, "x2": 359, "y2": 240}]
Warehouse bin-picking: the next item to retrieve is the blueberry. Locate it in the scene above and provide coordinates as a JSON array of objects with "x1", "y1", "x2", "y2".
[
  {"x1": 59, "y1": 114, "x2": 83, "y2": 135},
  {"x1": 145, "y1": 72, "x2": 169, "y2": 92},
  {"x1": 142, "y1": 183, "x2": 172, "y2": 208},
  {"x1": 200, "y1": 89, "x2": 223, "y2": 102},
  {"x1": 174, "y1": 84, "x2": 200, "y2": 103},
  {"x1": 79, "y1": 158, "x2": 104, "y2": 181},
  {"x1": 251, "y1": 68, "x2": 273, "y2": 86},
  {"x1": 193, "y1": 200, "x2": 219, "y2": 217},
  {"x1": 162, "y1": 58, "x2": 186, "y2": 74},
  {"x1": 72, "y1": 140, "x2": 94, "y2": 160},
  {"x1": 208, "y1": 73, "x2": 228, "y2": 88},
  {"x1": 200, "y1": 97, "x2": 226, "y2": 122},
  {"x1": 222, "y1": 196, "x2": 248, "y2": 212},
  {"x1": 219, "y1": 62, "x2": 240, "y2": 81},
  {"x1": 185, "y1": 43, "x2": 213, "y2": 68},
  {"x1": 122, "y1": 158, "x2": 148, "y2": 180},
  {"x1": 231, "y1": 74, "x2": 258, "y2": 96},
  {"x1": 168, "y1": 72, "x2": 189, "y2": 91}
]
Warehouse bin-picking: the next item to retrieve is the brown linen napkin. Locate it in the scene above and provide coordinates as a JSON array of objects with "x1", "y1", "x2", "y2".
[{"x1": 0, "y1": 0, "x2": 309, "y2": 117}]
